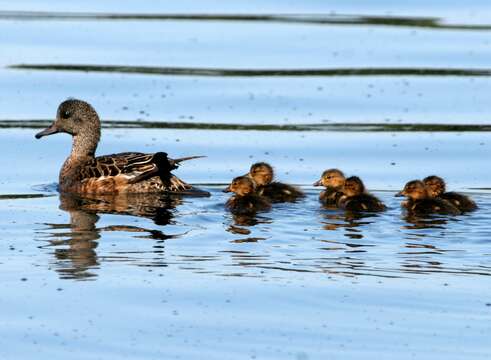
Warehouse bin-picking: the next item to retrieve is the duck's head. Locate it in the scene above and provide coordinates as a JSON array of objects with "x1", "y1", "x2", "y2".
[
  {"x1": 223, "y1": 176, "x2": 255, "y2": 196},
  {"x1": 35, "y1": 99, "x2": 101, "y2": 140},
  {"x1": 248, "y1": 162, "x2": 274, "y2": 186},
  {"x1": 396, "y1": 180, "x2": 428, "y2": 200},
  {"x1": 313, "y1": 168, "x2": 345, "y2": 188},
  {"x1": 423, "y1": 175, "x2": 446, "y2": 198},
  {"x1": 342, "y1": 176, "x2": 365, "y2": 197}
]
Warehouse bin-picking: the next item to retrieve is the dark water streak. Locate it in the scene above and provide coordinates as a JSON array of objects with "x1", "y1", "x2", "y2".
[
  {"x1": 1, "y1": 11, "x2": 491, "y2": 31},
  {"x1": 2, "y1": 119, "x2": 491, "y2": 132},
  {"x1": 10, "y1": 64, "x2": 491, "y2": 78}
]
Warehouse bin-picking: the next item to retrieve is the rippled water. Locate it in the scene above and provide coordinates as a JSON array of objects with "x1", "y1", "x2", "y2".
[{"x1": 1, "y1": 1, "x2": 491, "y2": 359}]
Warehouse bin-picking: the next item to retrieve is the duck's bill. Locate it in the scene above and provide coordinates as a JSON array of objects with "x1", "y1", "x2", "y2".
[
  {"x1": 313, "y1": 180, "x2": 322, "y2": 186},
  {"x1": 394, "y1": 191, "x2": 405, "y2": 197},
  {"x1": 222, "y1": 185, "x2": 232, "y2": 193},
  {"x1": 35, "y1": 124, "x2": 59, "y2": 139}
]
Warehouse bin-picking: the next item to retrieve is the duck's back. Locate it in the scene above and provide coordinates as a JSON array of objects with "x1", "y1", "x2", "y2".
[
  {"x1": 226, "y1": 194, "x2": 271, "y2": 215},
  {"x1": 406, "y1": 198, "x2": 460, "y2": 215},
  {"x1": 319, "y1": 188, "x2": 343, "y2": 207},
  {"x1": 441, "y1": 192, "x2": 477, "y2": 212},
  {"x1": 258, "y1": 182, "x2": 304, "y2": 203},
  {"x1": 61, "y1": 152, "x2": 208, "y2": 195},
  {"x1": 341, "y1": 193, "x2": 386, "y2": 212}
]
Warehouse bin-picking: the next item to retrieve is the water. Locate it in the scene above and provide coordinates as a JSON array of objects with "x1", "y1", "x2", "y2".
[{"x1": 0, "y1": 1, "x2": 491, "y2": 359}]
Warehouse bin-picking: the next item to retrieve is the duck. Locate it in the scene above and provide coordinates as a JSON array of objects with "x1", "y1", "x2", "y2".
[
  {"x1": 423, "y1": 175, "x2": 477, "y2": 212},
  {"x1": 35, "y1": 99, "x2": 209, "y2": 195},
  {"x1": 396, "y1": 180, "x2": 461, "y2": 215},
  {"x1": 247, "y1": 162, "x2": 304, "y2": 203},
  {"x1": 313, "y1": 168, "x2": 345, "y2": 207},
  {"x1": 223, "y1": 176, "x2": 271, "y2": 215},
  {"x1": 337, "y1": 176, "x2": 386, "y2": 212}
]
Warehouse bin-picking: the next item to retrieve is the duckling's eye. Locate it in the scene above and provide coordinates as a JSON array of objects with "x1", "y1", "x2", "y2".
[{"x1": 61, "y1": 110, "x2": 71, "y2": 119}]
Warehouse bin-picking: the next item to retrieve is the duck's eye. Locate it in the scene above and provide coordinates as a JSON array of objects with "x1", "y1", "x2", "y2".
[{"x1": 61, "y1": 110, "x2": 71, "y2": 119}]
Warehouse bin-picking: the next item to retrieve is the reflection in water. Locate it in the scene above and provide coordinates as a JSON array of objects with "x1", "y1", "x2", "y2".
[
  {"x1": 401, "y1": 214, "x2": 452, "y2": 229},
  {"x1": 320, "y1": 210, "x2": 381, "y2": 239},
  {"x1": 39, "y1": 193, "x2": 183, "y2": 280},
  {"x1": 34, "y1": 190, "x2": 491, "y2": 280}
]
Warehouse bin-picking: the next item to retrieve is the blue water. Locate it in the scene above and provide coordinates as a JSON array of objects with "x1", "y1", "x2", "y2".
[{"x1": 0, "y1": 1, "x2": 490, "y2": 359}]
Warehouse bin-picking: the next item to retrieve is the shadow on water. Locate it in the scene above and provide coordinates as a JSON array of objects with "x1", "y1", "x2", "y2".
[
  {"x1": 1, "y1": 11, "x2": 491, "y2": 31},
  {"x1": 37, "y1": 192, "x2": 184, "y2": 280}
]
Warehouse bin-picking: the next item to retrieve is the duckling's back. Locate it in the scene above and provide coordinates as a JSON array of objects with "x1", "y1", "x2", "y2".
[
  {"x1": 441, "y1": 192, "x2": 477, "y2": 212},
  {"x1": 258, "y1": 182, "x2": 304, "y2": 203},
  {"x1": 405, "y1": 198, "x2": 461, "y2": 215},
  {"x1": 341, "y1": 194, "x2": 386, "y2": 212},
  {"x1": 319, "y1": 188, "x2": 344, "y2": 207},
  {"x1": 226, "y1": 194, "x2": 271, "y2": 215}
]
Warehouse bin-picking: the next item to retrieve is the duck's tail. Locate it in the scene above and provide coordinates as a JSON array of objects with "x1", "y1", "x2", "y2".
[
  {"x1": 170, "y1": 155, "x2": 207, "y2": 166},
  {"x1": 167, "y1": 175, "x2": 210, "y2": 197}
]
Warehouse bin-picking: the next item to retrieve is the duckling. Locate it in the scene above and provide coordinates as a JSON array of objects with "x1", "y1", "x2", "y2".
[
  {"x1": 247, "y1": 162, "x2": 304, "y2": 203},
  {"x1": 223, "y1": 176, "x2": 271, "y2": 215},
  {"x1": 313, "y1": 168, "x2": 345, "y2": 207},
  {"x1": 396, "y1": 180, "x2": 461, "y2": 215},
  {"x1": 35, "y1": 99, "x2": 209, "y2": 195},
  {"x1": 423, "y1": 175, "x2": 477, "y2": 212},
  {"x1": 337, "y1": 176, "x2": 386, "y2": 212}
]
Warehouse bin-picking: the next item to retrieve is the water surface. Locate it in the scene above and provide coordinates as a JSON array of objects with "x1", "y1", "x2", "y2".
[{"x1": 0, "y1": 1, "x2": 490, "y2": 359}]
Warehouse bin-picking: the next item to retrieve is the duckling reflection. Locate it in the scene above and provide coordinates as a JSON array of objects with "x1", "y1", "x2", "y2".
[
  {"x1": 40, "y1": 192, "x2": 184, "y2": 280},
  {"x1": 401, "y1": 214, "x2": 450, "y2": 230},
  {"x1": 320, "y1": 210, "x2": 380, "y2": 239}
]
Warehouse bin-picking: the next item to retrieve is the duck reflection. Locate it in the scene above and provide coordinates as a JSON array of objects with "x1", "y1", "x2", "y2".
[
  {"x1": 40, "y1": 192, "x2": 184, "y2": 280},
  {"x1": 401, "y1": 214, "x2": 451, "y2": 230},
  {"x1": 226, "y1": 213, "x2": 273, "y2": 235},
  {"x1": 320, "y1": 210, "x2": 380, "y2": 239}
]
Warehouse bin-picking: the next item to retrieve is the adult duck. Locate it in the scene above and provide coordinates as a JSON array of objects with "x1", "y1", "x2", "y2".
[{"x1": 35, "y1": 99, "x2": 208, "y2": 195}]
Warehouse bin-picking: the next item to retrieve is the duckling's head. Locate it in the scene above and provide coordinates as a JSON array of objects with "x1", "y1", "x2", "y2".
[
  {"x1": 342, "y1": 176, "x2": 365, "y2": 197},
  {"x1": 223, "y1": 176, "x2": 255, "y2": 196},
  {"x1": 313, "y1": 168, "x2": 345, "y2": 188},
  {"x1": 396, "y1": 180, "x2": 428, "y2": 200},
  {"x1": 249, "y1": 162, "x2": 274, "y2": 186},
  {"x1": 35, "y1": 99, "x2": 101, "y2": 142},
  {"x1": 423, "y1": 175, "x2": 446, "y2": 198}
]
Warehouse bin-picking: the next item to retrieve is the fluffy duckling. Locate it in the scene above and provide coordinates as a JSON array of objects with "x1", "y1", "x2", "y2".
[
  {"x1": 396, "y1": 180, "x2": 461, "y2": 215},
  {"x1": 247, "y1": 162, "x2": 304, "y2": 203},
  {"x1": 224, "y1": 176, "x2": 271, "y2": 215},
  {"x1": 313, "y1": 168, "x2": 345, "y2": 207},
  {"x1": 337, "y1": 176, "x2": 386, "y2": 212},
  {"x1": 423, "y1": 175, "x2": 477, "y2": 212}
]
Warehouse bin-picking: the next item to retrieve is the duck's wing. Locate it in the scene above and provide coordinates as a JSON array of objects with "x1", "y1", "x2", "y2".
[{"x1": 82, "y1": 152, "x2": 203, "y2": 185}]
